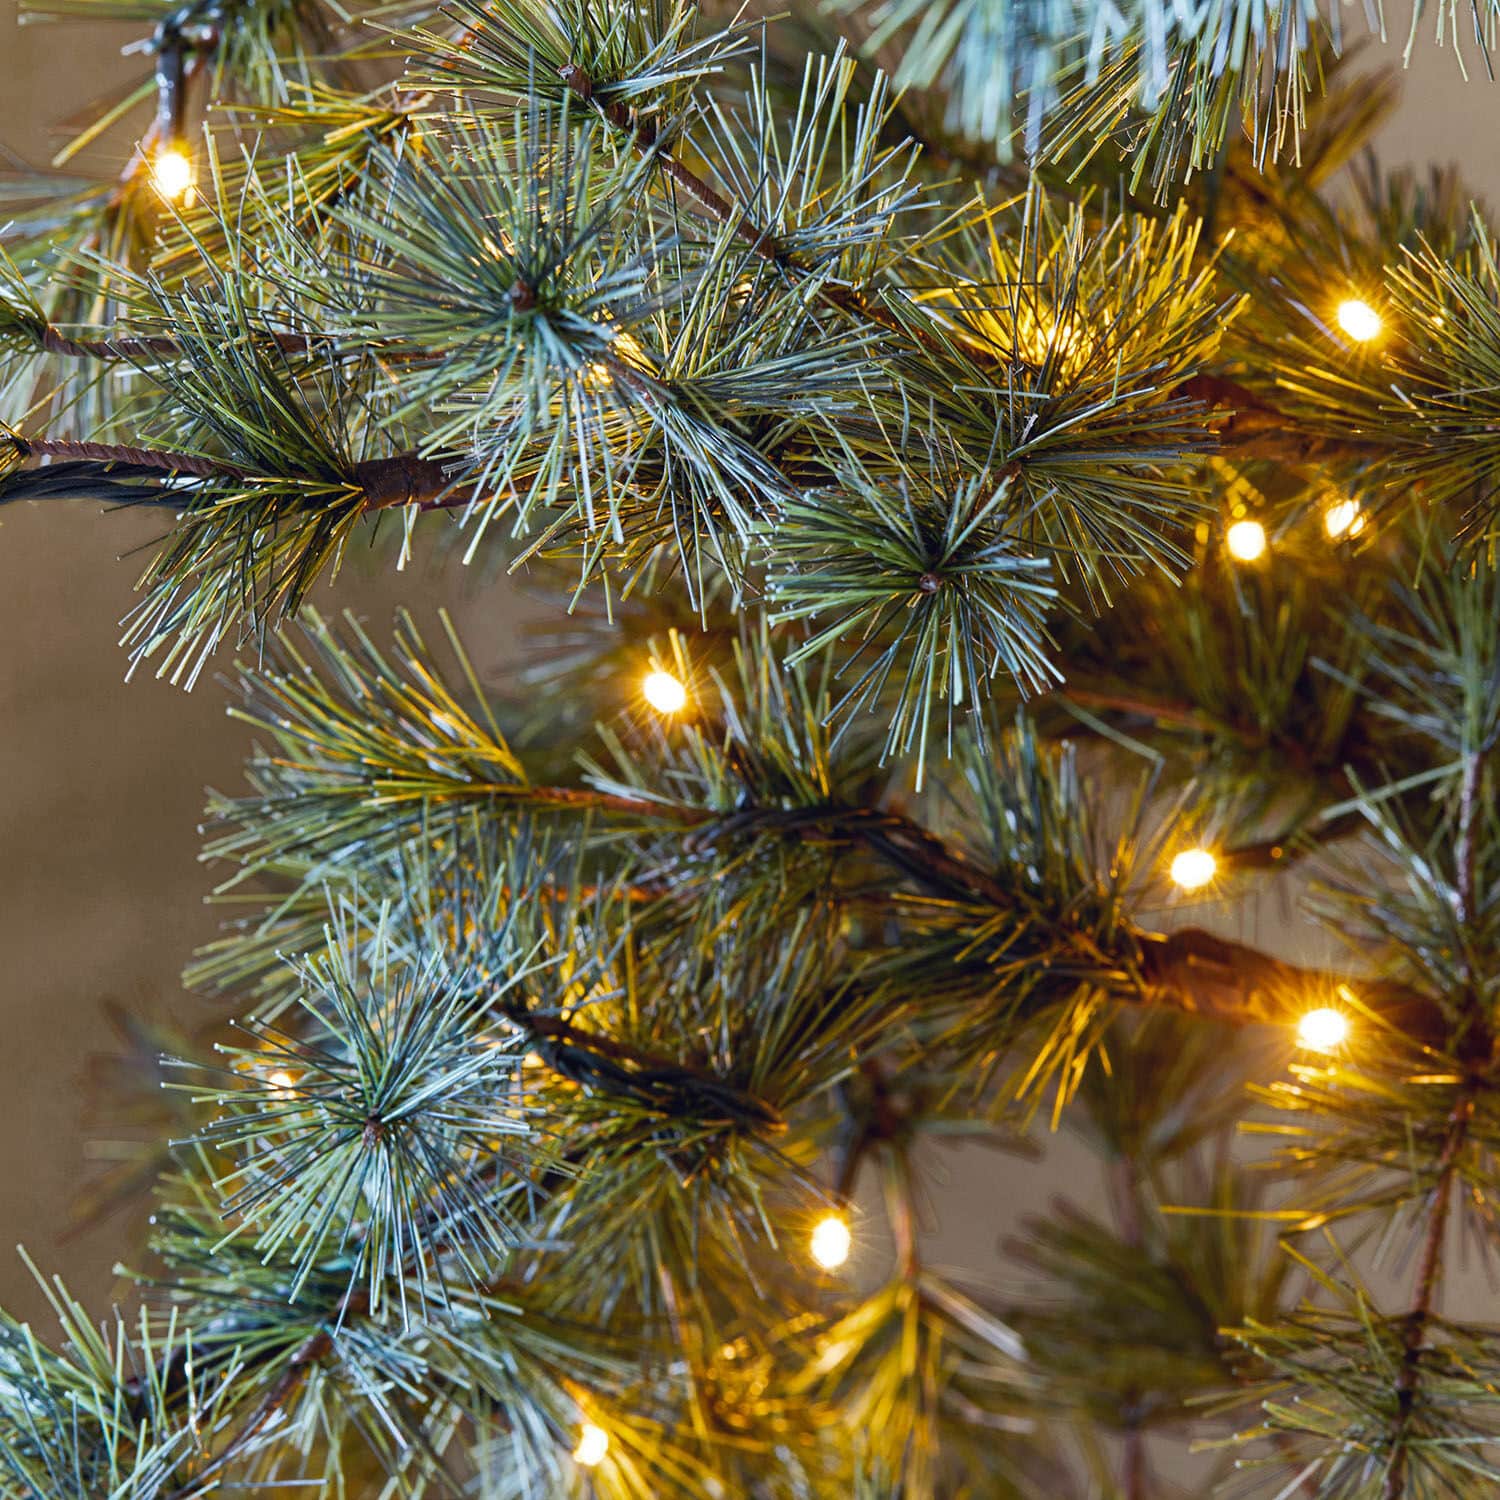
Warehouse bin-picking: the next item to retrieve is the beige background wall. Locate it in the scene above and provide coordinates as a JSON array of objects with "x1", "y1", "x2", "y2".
[{"x1": 0, "y1": 0, "x2": 1498, "y2": 1449}]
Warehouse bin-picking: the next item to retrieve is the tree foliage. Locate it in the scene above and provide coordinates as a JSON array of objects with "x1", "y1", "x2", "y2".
[{"x1": 3, "y1": 0, "x2": 1500, "y2": 1493}]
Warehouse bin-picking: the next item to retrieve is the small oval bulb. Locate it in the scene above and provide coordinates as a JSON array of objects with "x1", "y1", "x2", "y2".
[
  {"x1": 150, "y1": 146, "x2": 194, "y2": 202},
  {"x1": 1336, "y1": 299, "x2": 1382, "y2": 343},
  {"x1": 1324, "y1": 499, "x2": 1365, "y2": 539},
  {"x1": 1169, "y1": 848, "x2": 1217, "y2": 893},
  {"x1": 572, "y1": 1422, "x2": 609, "y2": 1467},
  {"x1": 810, "y1": 1213, "x2": 852, "y2": 1270},
  {"x1": 643, "y1": 669, "x2": 687, "y2": 715},
  {"x1": 1297, "y1": 1007, "x2": 1350, "y2": 1053},
  {"x1": 1226, "y1": 519, "x2": 1267, "y2": 563}
]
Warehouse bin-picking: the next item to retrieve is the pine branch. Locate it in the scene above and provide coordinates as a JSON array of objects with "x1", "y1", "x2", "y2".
[
  {"x1": 224, "y1": 742, "x2": 1448, "y2": 1041},
  {"x1": 214, "y1": 612, "x2": 1456, "y2": 1055},
  {"x1": 554, "y1": 54, "x2": 945, "y2": 357},
  {"x1": 164, "y1": 1324, "x2": 334, "y2": 1499},
  {"x1": 468, "y1": 68, "x2": 1408, "y2": 489}
]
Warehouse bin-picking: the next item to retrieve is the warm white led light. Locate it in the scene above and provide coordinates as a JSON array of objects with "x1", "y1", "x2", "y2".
[
  {"x1": 1336, "y1": 299, "x2": 1382, "y2": 343},
  {"x1": 1170, "y1": 848, "x2": 1217, "y2": 892},
  {"x1": 1324, "y1": 499, "x2": 1365, "y2": 539},
  {"x1": 150, "y1": 146, "x2": 194, "y2": 202},
  {"x1": 643, "y1": 669, "x2": 687, "y2": 715},
  {"x1": 810, "y1": 1214, "x2": 852, "y2": 1270},
  {"x1": 572, "y1": 1423, "x2": 609, "y2": 1467},
  {"x1": 1297, "y1": 1007, "x2": 1350, "y2": 1052},
  {"x1": 1226, "y1": 519, "x2": 1267, "y2": 562}
]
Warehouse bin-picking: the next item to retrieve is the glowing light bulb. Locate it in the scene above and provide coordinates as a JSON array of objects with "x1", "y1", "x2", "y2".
[
  {"x1": 1336, "y1": 299, "x2": 1382, "y2": 343},
  {"x1": 150, "y1": 146, "x2": 194, "y2": 202},
  {"x1": 1226, "y1": 519, "x2": 1267, "y2": 563},
  {"x1": 643, "y1": 669, "x2": 687, "y2": 715},
  {"x1": 1297, "y1": 1007, "x2": 1350, "y2": 1052},
  {"x1": 1020, "y1": 319, "x2": 1077, "y2": 364},
  {"x1": 810, "y1": 1213, "x2": 852, "y2": 1270},
  {"x1": 1169, "y1": 848, "x2": 1217, "y2": 892},
  {"x1": 572, "y1": 1423, "x2": 609, "y2": 1467},
  {"x1": 1324, "y1": 499, "x2": 1365, "y2": 539}
]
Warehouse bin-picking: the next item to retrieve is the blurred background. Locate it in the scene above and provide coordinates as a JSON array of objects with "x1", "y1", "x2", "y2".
[{"x1": 0, "y1": 0, "x2": 1497, "y2": 1447}]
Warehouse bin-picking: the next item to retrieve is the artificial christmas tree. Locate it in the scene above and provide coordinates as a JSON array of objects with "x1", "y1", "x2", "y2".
[{"x1": 3, "y1": 0, "x2": 1500, "y2": 1493}]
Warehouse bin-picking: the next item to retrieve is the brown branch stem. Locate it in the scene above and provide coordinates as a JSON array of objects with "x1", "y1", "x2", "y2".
[
  {"x1": 1056, "y1": 686, "x2": 1223, "y2": 734},
  {"x1": 13, "y1": 367, "x2": 1372, "y2": 522},
  {"x1": 1382, "y1": 1085, "x2": 1476, "y2": 1500},
  {"x1": 1173, "y1": 374, "x2": 1388, "y2": 464},
  {"x1": 35, "y1": 323, "x2": 313, "y2": 364},
  {"x1": 462, "y1": 778, "x2": 1451, "y2": 1043},
  {"x1": 1122, "y1": 1426, "x2": 1148, "y2": 1500},
  {"x1": 882, "y1": 1146, "x2": 922, "y2": 1281},
  {"x1": 8, "y1": 433, "x2": 241, "y2": 480},
  {"x1": 1111, "y1": 1154, "x2": 1150, "y2": 1500}
]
